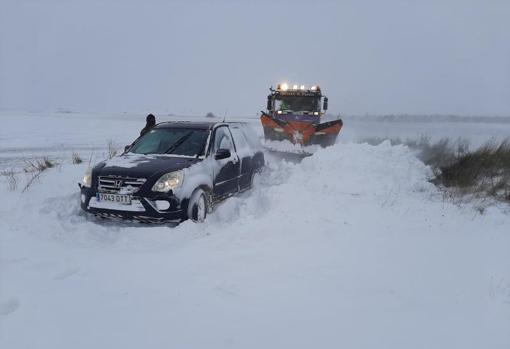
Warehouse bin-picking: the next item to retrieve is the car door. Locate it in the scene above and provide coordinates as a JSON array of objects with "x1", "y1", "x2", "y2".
[
  {"x1": 229, "y1": 125, "x2": 254, "y2": 190},
  {"x1": 212, "y1": 126, "x2": 240, "y2": 198}
]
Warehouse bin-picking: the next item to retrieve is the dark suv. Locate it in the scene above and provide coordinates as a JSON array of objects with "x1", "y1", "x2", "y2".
[{"x1": 79, "y1": 121, "x2": 264, "y2": 223}]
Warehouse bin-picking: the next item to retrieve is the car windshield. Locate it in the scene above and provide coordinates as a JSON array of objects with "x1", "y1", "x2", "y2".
[
  {"x1": 275, "y1": 96, "x2": 320, "y2": 113},
  {"x1": 129, "y1": 128, "x2": 209, "y2": 157}
]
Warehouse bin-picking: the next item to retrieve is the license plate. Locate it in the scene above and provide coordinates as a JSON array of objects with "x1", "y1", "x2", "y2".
[{"x1": 97, "y1": 193, "x2": 132, "y2": 205}]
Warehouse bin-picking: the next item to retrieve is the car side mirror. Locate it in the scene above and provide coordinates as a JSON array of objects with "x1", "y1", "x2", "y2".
[
  {"x1": 215, "y1": 148, "x2": 231, "y2": 160},
  {"x1": 266, "y1": 95, "x2": 272, "y2": 111},
  {"x1": 323, "y1": 97, "x2": 328, "y2": 111},
  {"x1": 124, "y1": 145, "x2": 131, "y2": 153}
]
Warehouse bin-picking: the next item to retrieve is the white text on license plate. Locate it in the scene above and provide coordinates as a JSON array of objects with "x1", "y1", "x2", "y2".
[{"x1": 97, "y1": 193, "x2": 132, "y2": 205}]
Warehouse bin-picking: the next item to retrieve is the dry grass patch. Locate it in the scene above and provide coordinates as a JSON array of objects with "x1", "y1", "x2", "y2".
[
  {"x1": 1, "y1": 169, "x2": 18, "y2": 191},
  {"x1": 72, "y1": 152, "x2": 83, "y2": 164},
  {"x1": 107, "y1": 140, "x2": 118, "y2": 159},
  {"x1": 24, "y1": 157, "x2": 55, "y2": 172},
  {"x1": 360, "y1": 136, "x2": 510, "y2": 203},
  {"x1": 435, "y1": 140, "x2": 510, "y2": 201},
  {"x1": 22, "y1": 157, "x2": 57, "y2": 192}
]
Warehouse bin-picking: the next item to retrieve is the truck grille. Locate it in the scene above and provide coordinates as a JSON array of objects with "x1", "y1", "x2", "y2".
[{"x1": 98, "y1": 176, "x2": 146, "y2": 194}]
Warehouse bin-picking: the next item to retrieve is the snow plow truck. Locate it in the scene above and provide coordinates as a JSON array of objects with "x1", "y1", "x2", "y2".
[{"x1": 260, "y1": 83, "x2": 343, "y2": 147}]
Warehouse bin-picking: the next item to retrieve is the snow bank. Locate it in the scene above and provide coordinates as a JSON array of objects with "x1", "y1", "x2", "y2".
[{"x1": 1, "y1": 141, "x2": 509, "y2": 349}]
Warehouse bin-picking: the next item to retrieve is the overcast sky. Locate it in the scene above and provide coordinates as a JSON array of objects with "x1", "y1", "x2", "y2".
[{"x1": 1, "y1": 0, "x2": 509, "y2": 116}]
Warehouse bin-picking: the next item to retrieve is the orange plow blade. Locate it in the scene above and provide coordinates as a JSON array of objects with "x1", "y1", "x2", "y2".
[{"x1": 261, "y1": 113, "x2": 343, "y2": 147}]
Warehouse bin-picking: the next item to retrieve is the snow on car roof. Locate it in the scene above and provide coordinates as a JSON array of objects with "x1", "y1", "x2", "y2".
[
  {"x1": 155, "y1": 121, "x2": 216, "y2": 130},
  {"x1": 155, "y1": 121, "x2": 249, "y2": 130}
]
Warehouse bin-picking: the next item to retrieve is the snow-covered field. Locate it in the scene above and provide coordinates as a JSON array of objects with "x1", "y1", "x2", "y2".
[
  {"x1": 342, "y1": 119, "x2": 510, "y2": 148},
  {"x1": 1, "y1": 112, "x2": 510, "y2": 348},
  {"x1": 2, "y1": 112, "x2": 510, "y2": 172}
]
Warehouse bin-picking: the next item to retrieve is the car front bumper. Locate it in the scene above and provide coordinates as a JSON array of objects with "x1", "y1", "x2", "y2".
[{"x1": 80, "y1": 186, "x2": 187, "y2": 223}]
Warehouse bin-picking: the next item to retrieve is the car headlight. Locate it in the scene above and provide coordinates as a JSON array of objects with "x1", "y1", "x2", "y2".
[
  {"x1": 82, "y1": 168, "x2": 92, "y2": 188},
  {"x1": 152, "y1": 170, "x2": 184, "y2": 193}
]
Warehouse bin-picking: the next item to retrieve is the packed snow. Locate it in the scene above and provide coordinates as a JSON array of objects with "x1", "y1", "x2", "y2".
[{"x1": 1, "y1": 112, "x2": 510, "y2": 348}]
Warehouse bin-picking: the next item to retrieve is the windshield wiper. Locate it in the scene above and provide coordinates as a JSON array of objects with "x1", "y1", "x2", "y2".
[{"x1": 163, "y1": 131, "x2": 194, "y2": 154}]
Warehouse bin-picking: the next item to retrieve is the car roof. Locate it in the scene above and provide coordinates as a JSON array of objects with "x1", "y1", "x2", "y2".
[{"x1": 154, "y1": 120, "x2": 248, "y2": 130}]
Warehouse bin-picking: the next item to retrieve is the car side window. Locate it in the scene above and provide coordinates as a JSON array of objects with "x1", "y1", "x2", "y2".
[
  {"x1": 214, "y1": 127, "x2": 233, "y2": 152},
  {"x1": 229, "y1": 126, "x2": 249, "y2": 150}
]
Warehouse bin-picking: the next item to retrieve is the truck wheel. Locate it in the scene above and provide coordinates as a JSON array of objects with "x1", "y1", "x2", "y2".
[{"x1": 187, "y1": 189, "x2": 208, "y2": 223}]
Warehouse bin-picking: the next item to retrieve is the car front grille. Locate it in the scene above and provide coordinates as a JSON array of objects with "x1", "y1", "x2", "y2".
[{"x1": 98, "y1": 176, "x2": 147, "y2": 194}]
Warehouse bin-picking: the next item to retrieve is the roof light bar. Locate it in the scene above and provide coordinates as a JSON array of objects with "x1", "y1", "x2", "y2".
[{"x1": 276, "y1": 83, "x2": 320, "y2": 91}]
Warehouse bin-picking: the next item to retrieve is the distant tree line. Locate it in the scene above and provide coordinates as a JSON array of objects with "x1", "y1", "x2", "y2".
[{"x1": 338, "y1": 114, "x2": 510, "y2": 124}]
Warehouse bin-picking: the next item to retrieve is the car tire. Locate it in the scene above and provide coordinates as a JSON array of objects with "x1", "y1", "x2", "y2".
[
  {"x1": 250, "y1": 169, "x2": 261, "y2": 188},
  {"x1": 187, "y1": 189, "x2": 208, "y2": 223}
]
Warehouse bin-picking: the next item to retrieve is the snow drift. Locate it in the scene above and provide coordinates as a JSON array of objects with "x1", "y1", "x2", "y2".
[{"x1": 1, "y1": 141, "x2": 510, "y2": 349}]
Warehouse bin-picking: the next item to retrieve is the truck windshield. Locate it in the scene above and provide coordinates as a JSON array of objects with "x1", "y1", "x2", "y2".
[
  {"x1": 275, "y1": 96, "x2": 320, "y2": 113},
  {"x1": 129, "y1": 128, "x2": 209, "y2": 157}
]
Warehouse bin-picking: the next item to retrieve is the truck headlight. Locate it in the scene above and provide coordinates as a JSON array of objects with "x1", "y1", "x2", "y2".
[
  {"x1": 152, "y1": 170, "x2": 184, "y2": 193},
  {"x1": 82, "y1": 168, "x2": 92, "y2": 188}
]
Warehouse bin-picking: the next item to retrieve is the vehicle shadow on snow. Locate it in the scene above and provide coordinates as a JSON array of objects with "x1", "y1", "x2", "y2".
[
  {"x1": 84, "y1": 213, "x2": 180, "y2": 229},
  {"x1": 39, "y1": 193, "x2": 180, "y2": 243}
]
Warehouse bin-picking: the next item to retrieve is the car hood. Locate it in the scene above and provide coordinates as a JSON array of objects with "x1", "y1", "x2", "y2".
[{"x1": 95, "y1": 153, "x2": 200, "y2": 179}]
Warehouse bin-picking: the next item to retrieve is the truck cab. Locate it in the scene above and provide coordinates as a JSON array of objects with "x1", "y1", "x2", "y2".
[{"x1": 261, "y1": 83, "x2": 342, "y2": 147}]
